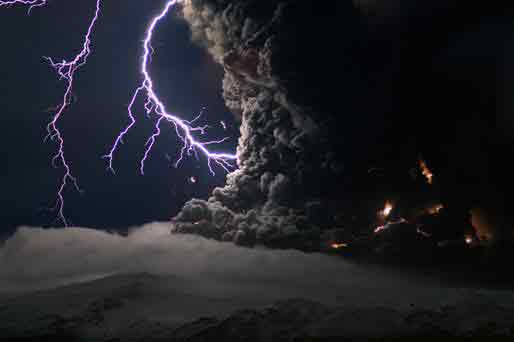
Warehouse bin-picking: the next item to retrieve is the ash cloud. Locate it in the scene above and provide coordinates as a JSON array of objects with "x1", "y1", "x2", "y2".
[
  {"x1": 175, "y1": 0, "x2": 514, "y2": 246},
  {"x1": 174, "y1": 0, "x2": 368, "y2": 247}
]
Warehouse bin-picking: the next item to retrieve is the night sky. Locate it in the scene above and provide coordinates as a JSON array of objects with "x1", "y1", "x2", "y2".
[
  {"x1": 0, "y1": 0, "x2": 238, "y2": 235},
  {"x1": 2, "y1": 1, "x2": 514, "y2": 237},
  {"x1": 3, "y1": 3, "x2": 514, "y2": 340}
]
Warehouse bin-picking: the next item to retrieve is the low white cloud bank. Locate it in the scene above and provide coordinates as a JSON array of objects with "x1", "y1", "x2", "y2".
[{"x1": 1, "y1": 223, "x2": 512, "y2": 309}]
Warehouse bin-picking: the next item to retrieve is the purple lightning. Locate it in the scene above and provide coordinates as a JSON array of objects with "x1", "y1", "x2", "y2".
[
  {"x1": 43, "y1": 0, "x2": 102, "y2": 225},
  {"x1": 105, "y1": 0, "x2": 237, "y2": 176},
  {"x1": 0, "y1": 0, "x2": 46, "y2": 13},
  {"x1": 2, "y1": 0, "x2": 237, "y2": 225},
  {"x1": 0, "y1": 0, "x2": 103, "y2": 225}
]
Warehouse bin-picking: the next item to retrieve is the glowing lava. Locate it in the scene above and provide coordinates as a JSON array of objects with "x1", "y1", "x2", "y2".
[
  {"x1": 427, "y1": 203, "x2": 443, "y2": 215},
  {"x1": 382, "y1": 201, "x2": 393, "y2": 218},
  {"x1": 104, "y1": 0, "x2": 237, "y2": 176},
  {"x1": 374, "y1": 225, "x2": 386, "y2": 234},
  {"x1": 419, "y1": 158, "x2": 434, "y2": 185},
  {"x1": 465, "y1": 235, "x2": 473, "y2": 245}
]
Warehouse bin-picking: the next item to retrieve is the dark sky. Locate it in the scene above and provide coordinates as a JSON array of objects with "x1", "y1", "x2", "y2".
[
  {"x1": 2, "y1": 0, "x2": 514, "y2": 237},
  {"x1": 0, "y1": 0, "x2": 238, "y2": 235},
  {"x1": 367, "y1": 2, "x2": 514, "y2": 218}
]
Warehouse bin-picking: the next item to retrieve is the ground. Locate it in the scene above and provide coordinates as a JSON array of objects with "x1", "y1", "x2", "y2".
[{"x1": 2, "y1": 267, "x2": 514, "y2": 340}]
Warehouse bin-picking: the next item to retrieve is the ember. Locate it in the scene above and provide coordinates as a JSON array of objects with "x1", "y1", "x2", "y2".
[
  {"x1": 418, "y1": 158, "x2": 434, "y2": 185},
  {"x1": 374, "y1": 225, "x2": 386, "y2": 234},
  {"x1": 374, "y1": 218, "x2": 407, "y2": 234},
  {"x1": 427, "y1": 204, "x2": 443, "y2": 215},
  {"x1": 382, "y1": 201, "x2": 393, "y2": 218},
  {"x1": 416, "y1": 227, "x2": 432, "y2": 238},
  {"x1": 331, "y1": 243, "x2": 348, "y2": 249}
]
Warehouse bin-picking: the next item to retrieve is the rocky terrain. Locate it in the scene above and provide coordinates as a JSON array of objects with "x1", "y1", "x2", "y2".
[{"x1": 2, "y1": 273, "x2": 514, "y2": 341}]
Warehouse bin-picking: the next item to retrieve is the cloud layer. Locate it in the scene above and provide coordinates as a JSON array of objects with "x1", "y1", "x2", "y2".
[{"x1": 2, "y1": 224, "x2": 513, "y2": 311}]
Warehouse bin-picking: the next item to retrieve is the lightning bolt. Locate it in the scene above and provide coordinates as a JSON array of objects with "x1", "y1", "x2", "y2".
[
  {"x1": 1, "y1": 0, "x2": 237, "y2": 225},
  {"x1": 104, "y1": 0, "x2": 237, "y2": 176},
  {"x1": 0, "y1": 0, "x2": 46, "y2": 13},
  {"x1": 1, "y1": 0, "x2": 102, "y2": 225},
  {"x1": 43, "y1": 0, "x2": 102, "y2": 226}
]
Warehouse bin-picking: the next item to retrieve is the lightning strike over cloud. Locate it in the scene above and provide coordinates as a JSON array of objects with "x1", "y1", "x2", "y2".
[
  {"x1": 1, "y1": 0, "x2": 237, "y2": 225},
  {"x1": 104, "y1": 0, "x2": 237, "y2": 176}
]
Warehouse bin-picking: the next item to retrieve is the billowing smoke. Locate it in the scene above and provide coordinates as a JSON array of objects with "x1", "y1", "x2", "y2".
[
  {"x1": 174, "y1": 0, "x2": 366, "y2": 248},
  {"x1": 174, "y1": 0, "x2": 514, "y2": 247}
]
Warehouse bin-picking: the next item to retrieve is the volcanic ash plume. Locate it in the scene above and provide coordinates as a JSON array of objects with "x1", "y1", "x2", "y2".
[{"x1": 174, "y1": 0, "x2": 366, "y2": 248}]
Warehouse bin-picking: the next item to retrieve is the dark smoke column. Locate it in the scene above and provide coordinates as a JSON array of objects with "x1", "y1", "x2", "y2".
[{"x1": 173, "y1": 0, "x2": 373, "y2": 248}]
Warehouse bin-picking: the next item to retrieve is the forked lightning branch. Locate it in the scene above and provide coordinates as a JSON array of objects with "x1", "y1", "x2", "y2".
[{"x1": 0, "y1": 0, "x2": 237, "y2": 225}]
